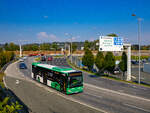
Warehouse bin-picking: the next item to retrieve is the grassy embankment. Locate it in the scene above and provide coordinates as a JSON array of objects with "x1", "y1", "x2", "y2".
[
  {"x1": 115, "y1": 55, "x2": 149, "y2": 60},
  {"x1": 0, "y1": 72, "x2": 5, "y2": 88},
  {"x1": 0, "y1": 51, "x2": 24, "y2": 112}
]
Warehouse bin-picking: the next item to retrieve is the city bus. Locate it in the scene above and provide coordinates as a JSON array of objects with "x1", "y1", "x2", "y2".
[{"x1": 32, "y1": 62, "x2": 83, "y2": 94}]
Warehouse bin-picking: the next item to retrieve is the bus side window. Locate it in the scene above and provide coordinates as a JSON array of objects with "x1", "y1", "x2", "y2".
[
  {"x1": 47, "y1": 71, "x2": 53, "y2": 81},
  {"x1": 39, "y1": 71, "x2": 42, "y2": 77}
]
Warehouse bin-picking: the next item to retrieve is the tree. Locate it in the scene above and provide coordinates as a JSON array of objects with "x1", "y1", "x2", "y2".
[
  {"x1": 104, "y1": 52, "x2": 115, "y2": 73},
  {"x1": 107, "y1": 33, "x2": 118, "y2": 37},
  {"x1": 4, "y1": 43, "x2": 9, "y2": 51},
  {"x1": 84, "y1": 40, "x2": 91, "y2": 50},
  {"x1": 131, "y1": 44, "x2": 139, "y2": 50},
  {"x1": 72, "y1": 43, "x2": 77, "y2": 53},
  {"x1": 9, "y1": 42, "x2": 19, "y2": 51},
  {"x1": 94, "y1": 39, "x2": 99, "y2": 50},
  {"x1": 82, "y1": 49, "x2": 94, "y2": 71},
  {"x1": 0, "y1": 48, "x2": 3, "y2": 52},
  {"x1": 119, "y1": 52, "x2": 127, "y2": 79},
  {"x1": 3, "y1": 43, "x2": 19, "y2": 51},
  {"x1": 95, "y1": 52, "x2": 105, "y2": 73},
  {"x1": 51, "y1": 43, "x2": 58, "y2": 51},
  {"x1": 40, "y1": 43, "x2": 51, "y2": 50},
  {"x1": 32, "y1": 44, "x2": 39, "y2": 51}
]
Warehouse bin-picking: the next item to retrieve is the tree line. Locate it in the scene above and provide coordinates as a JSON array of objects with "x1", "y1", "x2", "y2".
[
  {"x1": 1, "y1": 41, "x2": 150, "y2": 52},
  {"x1": 82, "y1": 49, "x2": 127, "y2": 78},
  {"x1": 0, "y1": 50, "x2": 14, "y2": 69}
]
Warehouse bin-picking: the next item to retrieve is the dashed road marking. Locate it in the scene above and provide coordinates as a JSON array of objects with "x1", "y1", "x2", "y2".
[
  {"x1": 85, "y1": 92, "x2": 103, "y2": 99},
  {"x1": 124, "y1": 103, "x2": 150, "y2": 113}
]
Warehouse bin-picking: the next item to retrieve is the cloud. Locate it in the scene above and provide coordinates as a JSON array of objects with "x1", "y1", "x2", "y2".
[
  {"x1": 49, "y1": 34, "x2": 57, "y2": 41},
  {"x1": 43, "y1": 16, "x2": 48, "y2": 18},
  {"x1": 37, "y1": 32, "x2": 48, "y2": 38},
  {"x1": 37, "y1": 32, "x2": 59, "y2": 42},
  {"x1": 89, "y1": 37, "x2": 95, "y2": 41}
]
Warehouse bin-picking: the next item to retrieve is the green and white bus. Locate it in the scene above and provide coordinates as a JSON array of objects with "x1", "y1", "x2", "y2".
[{"x1": 32, "y1": 62, "x2": 83, "y2": 94}]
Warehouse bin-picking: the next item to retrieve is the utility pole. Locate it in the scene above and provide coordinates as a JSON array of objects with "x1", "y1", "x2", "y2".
[
  {"x1": 19, "y1": 41, "x2": 22, "y2": 57},
  {"x1": 132, "y1": 14, "x2": 142, "y2": 84},
  {"x1": 70, "y1": 37, "x2": 72, "y2": 63},
  {"x1": 65, "y1": 33, "x2": 73, "y2": 63}
]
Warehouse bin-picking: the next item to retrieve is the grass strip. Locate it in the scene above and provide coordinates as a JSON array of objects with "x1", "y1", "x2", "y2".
[{"x1": 0, "y1": 72, "x2": 5, "y2": 88}]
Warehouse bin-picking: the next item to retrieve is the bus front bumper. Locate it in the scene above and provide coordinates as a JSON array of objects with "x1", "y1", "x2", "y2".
[{"x1": 66, "y1": 86, "x2": 83, "y2": 94}]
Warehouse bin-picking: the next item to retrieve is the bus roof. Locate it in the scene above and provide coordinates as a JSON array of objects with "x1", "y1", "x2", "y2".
[{"x1": 32, "y1": 62, "x2": 78, "y2": 74}]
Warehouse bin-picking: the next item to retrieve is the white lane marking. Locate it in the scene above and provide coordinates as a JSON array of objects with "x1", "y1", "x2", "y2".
[
  {"x1": 16, "y1": 80, "x2": 20, "y2": 84},
  {"x1": 124, "y1": 103, "x2": 150, "y2": 113},
  {"x1": 85, "y1": 92, "x2": 103, "y2": 98},
  {"x1": 132, "y1": 85, "x2": 137, "y2": 88},
  {"x1": 85, "y1": 83, "x2": 150, "y2": 102}
]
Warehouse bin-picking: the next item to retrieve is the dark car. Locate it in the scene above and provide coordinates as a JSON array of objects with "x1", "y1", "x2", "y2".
[
  {"x1": 47, "y1": 56, "x2": 53, "y2": 61},
  {"x1": 131, "y1": 60, "x2": 138, "y2": 65},
  {"x1": 41, "y1": 56, "x2": 46, "y2": 61},
  {"x1": 19, "y1": 63, "x2": 27, "y2": 69}
]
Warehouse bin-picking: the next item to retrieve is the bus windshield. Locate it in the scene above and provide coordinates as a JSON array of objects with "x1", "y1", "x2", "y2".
[{"x1": 68, "y1": 75, "x2": 82, "y2": 88}]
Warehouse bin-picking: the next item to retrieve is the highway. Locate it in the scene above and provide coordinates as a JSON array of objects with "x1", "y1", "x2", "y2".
[{"x1": 15, "y1": 56, "x2": 150, "y2": 113}]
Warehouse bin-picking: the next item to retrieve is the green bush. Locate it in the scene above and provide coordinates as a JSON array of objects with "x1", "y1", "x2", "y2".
[
  {"x1": 104, "y1": 52, "x2": 115, "y2": 73},
  {"x1": 82, "y1": 49, "x2": 94, "y2": 71},
  {"x1": 0, "y1": 51, "x2": 14, "y2": 69},
  {"x1": 0, "y1": 97, "x2": 22, "y2": 113}
]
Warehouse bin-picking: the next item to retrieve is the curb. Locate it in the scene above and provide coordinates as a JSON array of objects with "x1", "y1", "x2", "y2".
[{"x1": 3, "y1": 76, "x2": 8, "y2": 89}]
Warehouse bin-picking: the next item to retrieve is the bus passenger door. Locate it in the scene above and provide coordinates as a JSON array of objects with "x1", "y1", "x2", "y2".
[
  {"x1": 62, "y1": 76, "x2": 67, "y2": 92},
  {"x1": 43, "y1": 72, "x2": 47, "y2": 85},
  {"x1": 34, "y1": 73, "x2": 36, "y2": 80}
]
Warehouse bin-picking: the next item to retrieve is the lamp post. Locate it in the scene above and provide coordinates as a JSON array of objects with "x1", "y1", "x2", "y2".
[
  {"x1": 65, "y1": 33, "x2": 73, "y2": 63},
  {"x1": 132, "y1": 14, "x2": 142, "y2": 84}
]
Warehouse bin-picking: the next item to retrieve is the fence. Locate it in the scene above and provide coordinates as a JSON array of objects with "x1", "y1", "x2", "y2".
[{"x1": 0, "y1": 60, "x2": 14, "y2": 73}]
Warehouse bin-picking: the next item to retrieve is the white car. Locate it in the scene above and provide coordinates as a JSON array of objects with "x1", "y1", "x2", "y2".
[
  {"x1": 19, "y1": 59, "x2": 24, "y2": 62},
  {"x1": 23, "y1": 56, "x2": 27, "y2": 60}
]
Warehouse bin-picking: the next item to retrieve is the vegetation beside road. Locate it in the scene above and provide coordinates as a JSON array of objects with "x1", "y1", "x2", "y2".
[
  {"x1": 0, "y1": 51, "x2": 14, "y2": 69},
  {"x1": 0, "y1": 86, "x2": 23, "y2": 113},
  {"x1": 34, "y1": 57, "x2": 40, "y2": 62},
  {"x1": 68, "y1": 58, "x2": 150, "y2": 88},
  {"x1": 0, "y1": 73, "x2": 5, "y2": 88},
  {"x1": 0, "y1": 50, "x2": 24, "y2": 113},
  {"x1": 115, "y1": 55, "x2": 149, "y2": 60},
  {"x1": 0, "y1": 50, "x2": 15, "y2": 87}
]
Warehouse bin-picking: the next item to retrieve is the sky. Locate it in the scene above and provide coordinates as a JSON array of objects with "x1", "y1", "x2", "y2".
[{"x1": 0, "y1": 0, "x2": 150, "y2": 45}]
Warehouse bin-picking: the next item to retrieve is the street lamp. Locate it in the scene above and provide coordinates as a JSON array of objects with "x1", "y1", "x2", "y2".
[
  {"x1": 65, "y1": 33, "x2": 73, "y2": 63},
  {"x1": 132, "y1": 14, "x2": 142, "y2": 84}
]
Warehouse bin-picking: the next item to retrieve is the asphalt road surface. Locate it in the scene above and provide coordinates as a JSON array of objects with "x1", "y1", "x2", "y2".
[
  {"x1": 131, "y1": 66, "x2": 150, "y2": 84},
  {"x1": 14, "y1": 57, "x2": 150, "y2": 113}
]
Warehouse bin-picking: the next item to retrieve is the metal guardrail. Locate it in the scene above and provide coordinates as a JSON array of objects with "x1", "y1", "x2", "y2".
[{"x1": 0, "y1": 60, "x2": 14, "y2": 73}]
